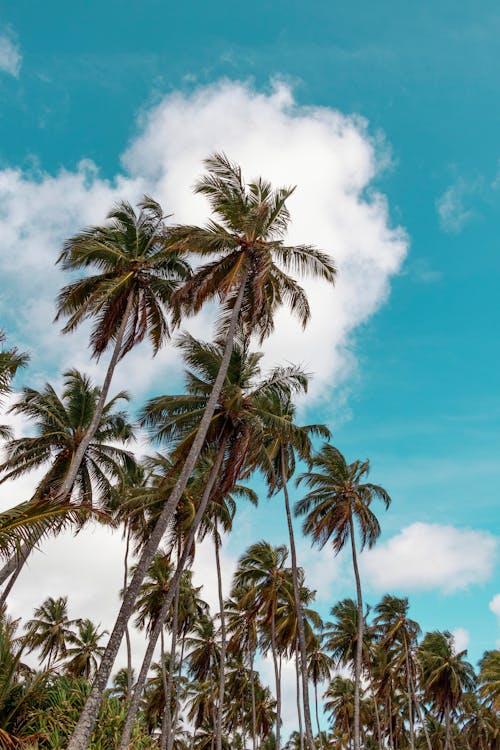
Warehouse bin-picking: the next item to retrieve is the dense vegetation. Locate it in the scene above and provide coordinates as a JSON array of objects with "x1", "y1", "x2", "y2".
[{"x1": 0, "y1": 154, "x2": 497, "y2": 749}]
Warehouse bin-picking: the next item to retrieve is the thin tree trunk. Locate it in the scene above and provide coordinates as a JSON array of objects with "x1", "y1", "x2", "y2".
[
  {"x1": 117, "y1": 438, "x2": 228, "y2": 750},
  {"x1": 408, "y1": 668, "x2": 432, "y2": 750},
  {"x1": 349, "y1": 514, "x2": 363, "y2": 750},
  {"x1": 271, "y1": 606, "x2": 281, "y2": 750},
  {"x1": 295, "y1": 646, "x2": 304, "y2": 750},
  {"x1": 0, "y1": 559, "x2": 24, "y2": 609},
  {"x1": 123, "y1": 524, "x2": 133, "y2": 699},
  {"x1": 249, "y1": 648, "x2": 257, "y2": 750},
  {"x1": 402, "y1": 634, "x2": 415, "y2": 750},
  {"x1": 445, "y1": 702, "x2": 451, "y2": 750},
  {"x1": 314, "y1": 682, "x2": 323, "y2": 750},
  {"x1": 160, "y1": 629, "x2": 169, "y2": 750},
  {"x1": 67, "y1": 273, "x2": 248, "y2": 750},
  {"x1": 164, "y1": 554, "x2": 180, "y2": 750},
  {"x1": 215, "y1": 518, "x2": 227, "y2": 750},
  {"x1": 281, "y1": 457, "x2": 315, "y2": 750}
]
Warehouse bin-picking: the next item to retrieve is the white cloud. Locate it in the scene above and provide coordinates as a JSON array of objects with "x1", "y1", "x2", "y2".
[
  {"x1": 0, "y1": 31, "x2": 21, "y2": 77},
  {"x1": 452, "y1": 627, "x2": 470, "y2": 653},
  {"x1": 436, "y1": 179, "x2": 474, "y2": 233},
  {"x1": 362, "y1": 522, "x2": 497, "y2": 593},
  {"x1": 489, "y1": 594, "x2": 500, "y2": 648}
]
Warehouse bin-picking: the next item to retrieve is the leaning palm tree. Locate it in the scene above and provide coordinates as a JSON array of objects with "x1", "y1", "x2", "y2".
[
  {"x1": 418, "y1": 630, "x2": 476, "y2": 750},
  {"x1": 69, "y1": 158, "x2": 336, "y2": 750},
  {"x1": 24, "y1": 596, "x2": 78, "y2": 669},
  {"x1": 262, "y1": 393, "x2": 329, "y2": 750},
  {"x1": 296, "y1": 445, "x2": 391, "y2": 750},
  {"x1": 0, "y1": 369, "x2": 135, "y2": 598}
]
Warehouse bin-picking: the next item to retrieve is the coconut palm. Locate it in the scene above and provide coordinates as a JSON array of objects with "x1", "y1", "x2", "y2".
[
  {"x1": 0, "y1": 329, "x2": 29, "y2": 440},
  {"x1": 63, "y1": 619, "x2": 107, "y2": 680},
  {"x1": 68, "y1": 158, "x2": 335, "y2": 750},
  {"x1": 0, "y1": 369, "x2": 135, "y2": 599},
  {"x1": 306, "y1": 637, "x2": 333, "y2": 749},
  {"x1": 262, "y1": 392, "x2": 329, "y2": 750},
  {"x1": 418, "y1": 630, "x2": 476, "y2": 750},
  {"x1": 296, "y1": 445, "x2": 391, "y2": 750},
  {"x1": 478, "y1": 649, "x2": 500, "y2": 711},
  {"x1": 234, "y1": 541, "x2": 293, "y2": 750},
  {"x1": 324, "y1": 676, "x2": 356, "y2": 749},
  {"x1": 25, "y1": 596, "x2": 78, "y2": 669}
]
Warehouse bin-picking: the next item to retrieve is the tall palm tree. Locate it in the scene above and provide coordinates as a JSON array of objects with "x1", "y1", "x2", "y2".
[
  {"x1": 262, "y1": 393, "x2": 329, "y2": 750},
  {"x1": 63, "y1": 619, "x2": 107, "y2": 680},
  {"x1": 296, "y1": 445, "x2": 391, "y2": 750},
  {"x1": 0, "y1": 329, "x2": 29, "y2": 441},
  {"x1": 306, "y1": 637, "x2": 333, "y2": 749},
  {"x1": 25, "y1": 596, "x2": 78, "y2": 669},
  {"x1": 0, "y1": 369, "x2": 135, "y2": 597},
  {"x1": 54, "y1": 197, "x2": 191, "y2": 502},
  {"x1": 235, "y1": 541, "x2": 293, "y2": 750},
  {"x1": 69, "y1": 157, "x2": 335, "y2": 750},
  {"x1": 418, "y1": 630, "x2": 476, "y2": 750}
]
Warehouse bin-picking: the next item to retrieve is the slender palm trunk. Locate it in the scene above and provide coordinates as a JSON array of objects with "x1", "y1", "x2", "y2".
[
  {"x1": 0, "y1": 559, "x2": 24, "y2": 608},
  {"x1": 214, "y1": 519, "x2": 227, "y2": 750},
  {"x1": 402, "y1": 635, "x2": 415, "y2": 750},
  {"x1": 349, "y1": 514, "x2": 363, "y2": 750},
  {"x1": 249, "y1": 648, "x2": 257, "y2": 750},
  {"x1": 445, "y1": 702, "x2": 452, "y2": 750},
  {"x1": 164, "y1": 556, "x2": 180, "y2": 750},
  {"x1": 159, "y1": 629, "x2": 169, "y2": 750},
  {"x1": 117, "y1": 438, "x2": 228, "y2": 750},
  {"x1": 67, "y1": 274, "x2": 248, "y2": 750},
  {"x1": 408, "y1": 668, "x2": 432, "y2": 750},
  {"x1": 295, "y1": 647, "x2": 304, "y2": 750},
  {"x1": 281, "y1": 457, "x2": 315, "y2": 750},
  {"x1": 270, "y1": 606, "x2": 281, "y2": 750},
  {"x1": 314, "y1": 682, "x2": 323, "y2": 750},
  {"x1": 123, "y1": 524, "x2": 133, "y2": 699}
]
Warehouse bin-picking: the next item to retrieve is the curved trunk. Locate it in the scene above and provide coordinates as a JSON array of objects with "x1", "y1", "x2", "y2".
[
  {"x1": 215, "y1": 519, "x2": 227, "y2": 750},
  {"x1": 295, "y1": 646, "x2": 304, "y2": 750},
  {"x1": 271, "y1": 605, "x2": 281, "y2": 750},
  {"x1": 281, "y1": 456, "x2": 315, "y2": 750},
  {"x1": 123, "y1": 524, "x2": 133, "y2": 699},
  {"x1": 117, "y1": 438, "x2": 228, "y2": 750},
  {"x1": 349, "y1": 513, "x2": 363, "y2": 750},
  {"x1": 67, "y1": 274, "x2": 248, "y2": 750}
]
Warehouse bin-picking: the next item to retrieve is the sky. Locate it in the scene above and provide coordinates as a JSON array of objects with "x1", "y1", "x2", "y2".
[{"x1": 0, "y1": 0, "x2": 499, "y2": 733}]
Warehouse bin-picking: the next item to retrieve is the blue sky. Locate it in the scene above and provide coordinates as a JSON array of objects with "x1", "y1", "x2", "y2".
[{"x1": 0, "y1": 0, "x2": 498, "y2": 692}]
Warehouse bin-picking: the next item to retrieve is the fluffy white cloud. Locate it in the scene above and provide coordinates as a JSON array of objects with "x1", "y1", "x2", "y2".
[
  {"x1": 452, "y1": 627, "x2": 470, "y2": 653},
  {"x1": 362, "y1": 522, "x2": 497, "y2": 593},
  {"x1": 0, "y1": 79, "x2": 407, "y2": 406},
  {"x1": 489, "y1": 594, "x2": 500, "y2": 647},
  {"x1": 0, "y1": 31, "x2": 21, "y2": 77}
]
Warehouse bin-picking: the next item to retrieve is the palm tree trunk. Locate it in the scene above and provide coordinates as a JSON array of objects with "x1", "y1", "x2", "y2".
[
  {"x1": 249, "y1": 647, "x2": 257, "y2": 750},
  {"x1": 123, "y1": 524, "x2": 133, "y2": 700},
  {"x1": 215, "y1": 518, "x2": 227, "y2": 750},
  {"x1": 349, "y1": 514, "x2": 363, "y2": 750},
  {"x1": 295, "y1": 647, "x2": 304, "y2": 750},
  {"x1": 402, "y1": 634, "x2": 415, "y2": 750},
  {"x1": 445, "y1": 702, "x2": 452, "y2": 750},
  {"x1": 117, "y1": 437, "x2": 228, "y2": 750},
  {"x1": 281, "y1": 456, "x2": 315, "y2": 750},
  {"x1": 314, "y1": 682, "x2": 323, "y2": 750},
  {"x1": 164, "y1": 558, "x2": 180, "y2": 750},
  {"x1": 159, "y1": 629, "x2": 169, "y2": 750},
  {"x1": 67, "y1": 273, "x2": 248, "y2": 750},
  {"x1": 271, "y1": 606, "x2": 281, "y2": 750},
  {"x1": 408, "y1": 669, "x2": 432, "y2": 750},
  {"x1": 0, "y1": 559, "x2": 24, "y2": 609}
]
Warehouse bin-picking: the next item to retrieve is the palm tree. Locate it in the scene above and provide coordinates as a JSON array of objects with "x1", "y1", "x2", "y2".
[
  {"x1": 25, "y1": 596, "x2": 78, "y2": 669},
  {"x1": 418, "y1": 630, "x2": 476, "y2": 750},
  {"x1": 234, "y1": 541, "x2": 293, "y2": 750},
  {"x1": 262, "y1": 393, "x2": 329, "y2": 750},
  {"x1": 69, "y1": 157, "x2": 335, "y2": 750},
  {"x1": 0, "y1": 369, "x2": 135, "y2": 598},
  {"x1": 324, "y1": 676, "x2": 356, "y2": 749},
  {"x1": 478, "y1": 649, "x2": 500, "y2": 711},
  {"x1": 0, "y1": 329, "x2": 29, "y2": 440},
  {"x1": 296, "y1": 445, "x2": 391, "y2": 750},
  {"x1": 306, "y1": 637, "x2": 333, "y2": 749},
  {"x1": 63, "y1": 619, "x2": 107, "y2": 680}
]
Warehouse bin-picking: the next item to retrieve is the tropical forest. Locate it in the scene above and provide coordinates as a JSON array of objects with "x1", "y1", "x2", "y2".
[{"x1": 0, "y1": 152, "x2": 497, "y2": 750}]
